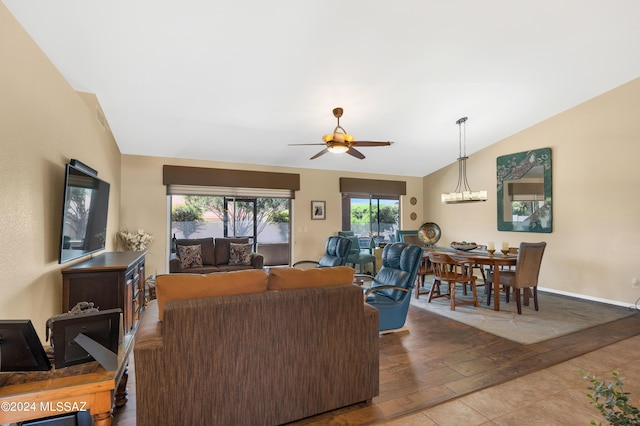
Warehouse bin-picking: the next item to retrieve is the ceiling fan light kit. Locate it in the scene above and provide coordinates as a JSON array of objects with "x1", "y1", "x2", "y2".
[
  {"x1": 289, "y1": 107, "x2": 392, "y2": 160},
  {"x1": 441, "y1": 116, "x2": 488, "y2": 204},
  {"x1": 327, "y1": 143, "x2": 349, "y2": 154}
]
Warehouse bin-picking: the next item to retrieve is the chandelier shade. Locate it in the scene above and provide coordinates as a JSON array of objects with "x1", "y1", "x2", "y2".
[{"x1": 441, "y1": 117, "x2": 488, "y2": 204}]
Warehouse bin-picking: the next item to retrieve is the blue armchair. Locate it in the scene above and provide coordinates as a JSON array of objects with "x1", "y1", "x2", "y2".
[
  {"x1": 362, "y1": 243, "x2": 423, "y2": 332},
  {"x1": 346, "y1": 236, "x2": 377, "y2": 274},
  {"x1": 292, "y1": 236, "x2": 352, "y2": 268}
]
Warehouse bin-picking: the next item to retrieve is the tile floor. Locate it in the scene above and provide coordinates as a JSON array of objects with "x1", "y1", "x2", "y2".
[{"x1": 383, "y1": 334, "x2": 640, "y2": 426}]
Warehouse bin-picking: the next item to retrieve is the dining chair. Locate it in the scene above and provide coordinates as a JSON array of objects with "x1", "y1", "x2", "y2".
[
  {"x1": 428, "y1": 252, "x2": 478, "y2": 310},
  {"x1": 414, "y1": 255, "x2": 432, "y2": 299},
  {"x1": 486, "y1": 242, "x2": 546, "y2": 314},
  {"x1": 292, "y1": 236, "x2": 352, "y2": 269},
  {"x1": 345, "y1": 236, "x2": 377, "y2": 275},
  {"x1": 464, "y1": 244, "x2": 488, "y2": 295}
]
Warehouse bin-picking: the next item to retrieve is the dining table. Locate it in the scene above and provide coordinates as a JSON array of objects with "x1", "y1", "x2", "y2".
[{"x1": 422, "y1": 246, "x2": 518, "y2": 311}]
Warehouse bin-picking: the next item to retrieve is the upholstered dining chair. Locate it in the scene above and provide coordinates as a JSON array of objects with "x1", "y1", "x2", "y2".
[
  {"x1": 362, "y1": 242, "x2": 423, "y2": 332},
  {"x1": 486, "y1": 242, "x2": 546, "y2": 314},
  {"x1": 345, "y1": 236, "x2": 377, "y2": 275},
  {"x1": 428, "y1": 252, "x2": 479, "y2": 310},
  {"x1": 292, "y1": 236, "x2": 352, "y2": 269}
]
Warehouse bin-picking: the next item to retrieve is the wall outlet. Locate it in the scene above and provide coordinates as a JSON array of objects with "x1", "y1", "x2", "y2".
[{"x1": 632, "y1": 277, "x2": 639, "y2": 289}]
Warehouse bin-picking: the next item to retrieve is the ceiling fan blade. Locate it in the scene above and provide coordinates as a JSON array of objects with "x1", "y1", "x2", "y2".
[
  {"x1": 350, "y1": 141, "x2": 393, "y2": 147},
  {"x1": 346, "y1": 146, "x2": 365, "y2": 159},
  {"x1": 310, "y1": 148, "x2": 329, "y2": 160},
  {"x1": 288, "y1": 143, "x2": 327, "y2": 146}
]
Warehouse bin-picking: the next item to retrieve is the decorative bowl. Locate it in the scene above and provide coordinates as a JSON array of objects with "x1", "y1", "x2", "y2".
[
  {"x1": 418, "y1": 222, "x2": 441, "y2": 246},
  {"x1": 450, "y1": 241, "x2": 478, "y2": 251}
]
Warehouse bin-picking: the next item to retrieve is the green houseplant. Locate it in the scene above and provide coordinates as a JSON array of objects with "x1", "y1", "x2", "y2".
[{"x1": 583, "y1": 371, "x2": 640, "y2": 425}]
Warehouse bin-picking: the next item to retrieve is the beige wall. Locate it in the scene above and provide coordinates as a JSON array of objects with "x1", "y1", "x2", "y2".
[
  {"x1": 0, "y1": 4, "x2": 122, "y2": 339},
  {"x1": 121, "y1": 155, "x2": 424, "y2": 276},
  {"x1": 424, "y1": 77, "x2": 640, "y2": 306}
]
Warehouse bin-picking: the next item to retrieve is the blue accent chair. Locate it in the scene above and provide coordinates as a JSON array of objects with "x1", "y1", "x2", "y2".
[
  {"x1": 362, "y1": 242, "x2": 423, "y2": 332},
  {"x1": 346, "y1": 236, "x2": 377, "y2": 274},
  {"x1": 292, "y1": 236, "x2": 352, "y2": 268}
]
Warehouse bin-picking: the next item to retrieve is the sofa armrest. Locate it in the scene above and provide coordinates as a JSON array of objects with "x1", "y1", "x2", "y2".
[
  {"x1": 134, "y1": 301, "x2": 171, "y2": 425},
  {"x1": 169, "y1": 254, "x2": 183, "y2": 273},
  {"x1": 136, "y1": 300, "x2": 163, "y2": 349},
  {"x1": 251, "y1": 252, "x2": 264, "y2": 270}
]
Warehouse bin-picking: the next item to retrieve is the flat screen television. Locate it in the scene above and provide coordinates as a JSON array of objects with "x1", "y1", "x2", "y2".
[
  {"x1": 58, "y1": 161, "x2": 110, "y2": 264},
  {"x1": 52, "y1": 308, "x2": 121, "y2": 369},
  {"x1": 0, "y1": 320, "x2": 51, "y2": 372}
]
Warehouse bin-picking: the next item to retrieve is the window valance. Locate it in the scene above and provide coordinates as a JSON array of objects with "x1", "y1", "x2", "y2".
[
  {"x1": 339, "y1": 177, "x2": 406, "y2": 197},
  {"x1": 163, "y1": 165, "x2": 300, "y2": 198}
]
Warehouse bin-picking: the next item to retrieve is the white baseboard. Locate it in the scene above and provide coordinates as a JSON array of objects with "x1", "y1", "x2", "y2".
[{"x1": 538, "y1": 286, "x2": 639, "y2": 310}]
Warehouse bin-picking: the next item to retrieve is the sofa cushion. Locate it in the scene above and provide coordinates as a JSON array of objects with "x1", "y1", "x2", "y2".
[
  {"x1": 177, "y1": 244, "x2": 203, "y2": 269},
  {"x1": 268, "y1": 266, "x2": 355, "y2": 290},
  {"x1": 156, "y1": 269, "x2": 268, "y2": 320},
  {"x1": 214, "y1": 237, "x2": 249, "y2": 265},
  {"x1": 175, "y1": 238, "x2": 215, "y2": 265},
  {"x1": 229, "y1": 243, "x2": 253, "y2": 265}
]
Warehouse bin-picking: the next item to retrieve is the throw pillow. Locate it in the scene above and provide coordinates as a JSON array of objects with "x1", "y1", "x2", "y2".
[
  {"x1": 229, "y1": 243, "x2": 253, "y2": 266},
  {"x1": 177, "y1": 244, "x2": 203, "y2": 269}
]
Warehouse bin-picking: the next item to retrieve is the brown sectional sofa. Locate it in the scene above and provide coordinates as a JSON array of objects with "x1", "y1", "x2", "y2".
[
  {"x1": 169, "y1": 237, "x2": 264, "y2": 273},
  {"x1": 134, "y1": 267, "x2": 379, "y2": 426}
]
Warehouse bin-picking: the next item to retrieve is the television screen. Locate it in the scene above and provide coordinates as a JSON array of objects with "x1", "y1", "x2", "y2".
[
  {"x1": 52, "y1": 308, "x2": 121, "y2": 369},
  {"x1": 58, "y1": 162, "x2": 110, "y2": 264},
  {"x1": 0, "y1": 320, "x2": 51, "y2": 372}
]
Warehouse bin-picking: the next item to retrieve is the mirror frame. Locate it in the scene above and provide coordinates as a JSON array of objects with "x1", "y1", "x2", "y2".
[{"x1": 497, "y1": 147, "x2": 552, "y2": 233}]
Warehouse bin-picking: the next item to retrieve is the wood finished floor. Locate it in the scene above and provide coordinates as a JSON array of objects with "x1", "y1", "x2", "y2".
[{"x1": 113, "y1": 303, "x2": 640, "y2": 426}]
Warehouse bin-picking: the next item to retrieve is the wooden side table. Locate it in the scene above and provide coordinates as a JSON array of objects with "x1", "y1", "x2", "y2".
[{"x1": 0, "y1": 333, "x2": 135, "y2": 425}]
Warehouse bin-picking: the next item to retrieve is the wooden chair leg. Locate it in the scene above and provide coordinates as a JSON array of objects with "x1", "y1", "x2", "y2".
[
  {"x1": 427, "y1": 278, "x2": 440, "y2": 302},
  {"x1": 479, "y1": 266, "x2": 487, "y2": 284},
  {"x1": 486, "y1": 280, "x2": 493, "y2": 306},
  {"x1": 471, "y1": 278, "x2": 478, "y2": 307},
  {"x1": 505, "y1": 285, "x2": 511, "y2": 303},
  {"x1": 533, "y1": 287, "x2": 539, "y2": 311},
  {"x1": 449, "y1": 282, "x2": 456, "y2": 310},
  {"x1": 515, "y1": 288, "x2": 522, "y2": 314},
  {"x1": 462, "y1": 266, "x2": 468, "y2": 295}
]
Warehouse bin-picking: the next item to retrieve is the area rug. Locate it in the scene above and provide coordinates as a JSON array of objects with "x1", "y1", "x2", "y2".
[{"x1": 410, "y1": 288, "x2": 635, "y2": 344}]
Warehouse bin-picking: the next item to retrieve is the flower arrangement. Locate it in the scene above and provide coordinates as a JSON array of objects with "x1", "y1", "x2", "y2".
[{"x1": 117, "y1": 228, "x2": 153, "y2": 251}]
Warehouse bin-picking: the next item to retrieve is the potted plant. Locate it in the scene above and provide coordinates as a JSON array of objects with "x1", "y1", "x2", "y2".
[{"x1": 583, "y1": 370, "x2": 640, "y2": 425}]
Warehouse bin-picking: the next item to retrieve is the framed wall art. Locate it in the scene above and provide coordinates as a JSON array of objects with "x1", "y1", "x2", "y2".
[{"x1": 311, "y1": 200, "x2": 326, "y2": 220}]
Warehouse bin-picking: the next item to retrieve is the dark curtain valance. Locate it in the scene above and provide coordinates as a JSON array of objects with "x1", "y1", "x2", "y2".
[
  {"x1": 339, "y1": 177, "x2": 406, "y2": 197},
  {"x1": 163, "y1": 165, "x2": 300, "y2": 194}
]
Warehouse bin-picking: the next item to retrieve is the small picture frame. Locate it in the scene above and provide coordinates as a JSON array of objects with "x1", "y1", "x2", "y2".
[{"x1": 311, "y1": 200, "x2": 326, "y2": 220}]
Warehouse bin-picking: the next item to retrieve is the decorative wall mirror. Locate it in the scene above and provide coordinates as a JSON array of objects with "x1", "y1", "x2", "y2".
[{"x1": 497, "y1": 147, "x2": 552, "y2": 233}]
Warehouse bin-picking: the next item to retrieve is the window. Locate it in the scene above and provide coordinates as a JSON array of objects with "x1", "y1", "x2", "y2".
[
  {"x1": 338, "y1": 177, "x2": 405, "y2": 245},
  {"x1": 341, "y1": 195, "x2": 400, "y2": 244},
  {"x1": 170, "y1": 195, "x2": 290, "y2": 249}
]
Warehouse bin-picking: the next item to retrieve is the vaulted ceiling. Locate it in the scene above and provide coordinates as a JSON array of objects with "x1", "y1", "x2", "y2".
[{"x1": 5, "y1": 0, "x2": 640, "y2": 176}]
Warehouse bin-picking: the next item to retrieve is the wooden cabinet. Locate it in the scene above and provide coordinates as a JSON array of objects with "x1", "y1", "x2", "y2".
[{"x1": 61, "y1": 251, "x2": 146, "y2": 334}]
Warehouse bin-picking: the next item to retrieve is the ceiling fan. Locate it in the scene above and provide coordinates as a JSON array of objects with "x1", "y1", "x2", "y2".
[{"x1": 289, "y1": 107, "x2": 393, "y2": 160}]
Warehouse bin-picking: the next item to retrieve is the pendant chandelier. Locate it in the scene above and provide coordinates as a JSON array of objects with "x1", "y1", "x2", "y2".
[{"x1": 440, "y1": 117, "x2": 487, "y2": 204}]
